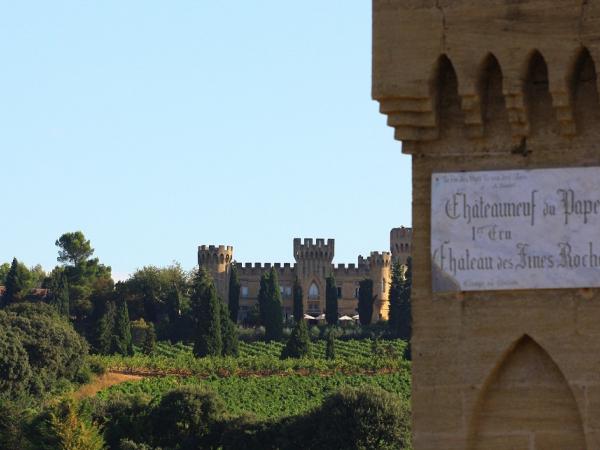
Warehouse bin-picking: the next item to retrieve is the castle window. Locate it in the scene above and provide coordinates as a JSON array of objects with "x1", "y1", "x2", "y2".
[
  {"x1": 241, "y1": 286, "x2": 249, "y2": 298},
  {"x1": 308, "y1": 282, "x2": 319, "y2": 299},
  {"x1": 337, "y1": 287, "x2": 342, "y2": 298},
  {"x1": 354, "y1": 287, "x2": 359, "y2": 298},
  {"x1": 382, "y1": 279, "x2": 386, "y2": 293}
]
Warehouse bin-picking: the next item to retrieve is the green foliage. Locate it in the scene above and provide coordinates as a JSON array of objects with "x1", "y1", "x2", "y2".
[
  {"x1": 281, "y1": 319, "x2": 310, "y2": 359},
  {"x1": 358, "y1": 279, "x2": 375, "y2": 326},
  {"x1": 325, "y1": 275, "x2": 338, "y2": 325},
  {"x1": 308, "y1": 386, "x2": 411, "y2": 450},
  {"x1": 388, "y1": 261, "x2": 403, "y2": 337},
  {"x1": 228, "y1": 264, "x2": 240, "y2": 323},
  {"x1": 398, "y1": 257, "x2": 412, "y2": 343},
  {"x1": 0, "y1": 262, "x2": 10, "y2": 285},
  {"x1": 257, "y1": 269, "x2": 283, "y2": 341},
  {"x1": 191, "y1": 269, "x2": 222, "y2": 357},
  {"x1": 56, "y1": 231, "x2": 94, "y2": 265},
  {"x1": 111, "y1": 299, "x2": 134, "y2": 356},
  {"x1": 0, "y1": 398, "x2": 33, "y2": 449},
  {"x1": 220, "y1": 303, "x2": 239, "y2": 357},
  {"x1": 95, "y1": 300, "x2": 116, "y2": 355},
  {"x1": 3, "y1": 258, "x2": 28, "y2": 305},
  {"x1": 325, "y1": 330, "x2": 336, "y2": 360},
  {"x1": 1, "y1": 303, "x2": 88, "y2": 395},
  {"x1": 0, "y1": 325, "x2": 32, "y2": 397},
  {"x1": 50, "y1": 270, "x2": 70, "y2": 317},
  {"x1": 142, "y1": 322, "x2": 156, "y2": 355},
  {"x1": 149, "y1": 385, "x2": 225, "y2": 449},
  {"x1": 292, "y1": 278, "x2": 303, "y2": 322},
  {"x1": 46, "y1": 398, "x2": 106, "y2": 450}
]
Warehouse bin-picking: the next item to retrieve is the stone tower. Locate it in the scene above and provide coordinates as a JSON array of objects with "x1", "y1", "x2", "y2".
[
  {"x1": 390, "y1": 226, "x2": 412, "y2": 264},
  {"x1": 293, "y1": 238, "x2": 334, "y2": 315},
  {"x1": 373, "y1": 0, "x2": 600, "y2": 448},
  {"x1": 368, "y1": 251, "x2": 392, "y2": 322},
  {"x1": 197, "y1": 245, "x2": 233, "y2": 301}
]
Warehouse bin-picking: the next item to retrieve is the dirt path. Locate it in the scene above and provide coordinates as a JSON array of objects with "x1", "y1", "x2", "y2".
[{"x1": 74, "y1": 372, "x2": 144, "y2": 400}]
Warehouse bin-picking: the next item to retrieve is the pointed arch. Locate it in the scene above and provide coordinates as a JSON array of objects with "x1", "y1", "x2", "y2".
[
  {"x1": 524, "y1": 50, "x2": 559, "y2": 137},
  {"x1": 477, "y1": 53, "x2": 510, "y2": 138},
  {"x1": 570, "y1": 47, "x2": 600, "y2": 133},
  {"x1": 308, "y1": 281, "x2": 320, "y2": 300},
  {"x1": 431, "y1": 54, "x2": 465, "y2": 139},
  {"x1": 469, "y1": 335, "x2": 585, "y2": 450}
]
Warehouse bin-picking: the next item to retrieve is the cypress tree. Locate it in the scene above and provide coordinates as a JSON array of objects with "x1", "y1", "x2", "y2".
[
  {"x1": 143, "y1": 322, "x2": 156, "y2": 355},
  {"x1": 398, "y1": 257, "x2": 413, "y2": 342},
  {"x1": 388, "y1": 261, "x2": 403, "y2": 337},
  {"x1": 292, "y1": 277, "x2": 303, "y2": 322},
  {"x1": 325, "y1": 329, "x2": 336, "y2": 360},
  {"x1": 96, "y1": 300, "x2": 116, "y2": 354},
  {"x1": 228, "y1": 264, "x2": 241, "y2": 323},
  {"x1": 191, "y1": 268, "x2": 222, "y2": 357},
  {"x1": 51, "y1": 271, "x2": 70, "y2": 317},
  {"x1": 257, "y1": 272, "x2": 270, "y2": 326},
  {"x1": 3, "y1": 258, "x2": 27, "y2": 306},
  {"x1": 112, "y1": 299, "x2": 133, "y2": 356},
  {"x1": 325, "y1": 275, "x2": 338, "y2": 325},
  {"x1": 280, "y1": 318, "x2": 310, "y2": 359},
  {"x1": 264, "y1": 268, "x2": 283, "y2": 341},
  {"x1": 358, "y1": 279, "x2": 376, "y2": 326},
  {"x1": 220, "y1": 302, "x2": 239, "y2": 357}
]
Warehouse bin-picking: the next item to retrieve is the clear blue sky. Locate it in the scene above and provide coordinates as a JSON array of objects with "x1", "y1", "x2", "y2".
[{"x1": 0, "y1": 1, "x2": 411, "y2": 280}]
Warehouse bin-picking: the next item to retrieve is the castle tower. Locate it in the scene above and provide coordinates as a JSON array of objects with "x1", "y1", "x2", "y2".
[
  {"x1": 198, "y1": 245, "x2": 234, "y2": 301},
  {"x1": 390, "y1": 226, "x2": 412, "y2": 265},
  {"x1": 293, "y1": 238, "x2": 334, "y2": 315},
  {"x1": 368, "y1": 251, "x2": 392, "y2": 322}
]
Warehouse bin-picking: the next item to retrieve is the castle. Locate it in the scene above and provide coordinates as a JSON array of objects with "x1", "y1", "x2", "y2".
[{"x1": 198, "y1": 226, "x2": 412, "y2": 322}]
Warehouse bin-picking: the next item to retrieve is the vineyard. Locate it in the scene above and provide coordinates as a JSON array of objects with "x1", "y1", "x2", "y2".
[
  {"x1": 95, "y1": 372, "x2": 411, "y2": 419},
  {"x1": 90, "y1": 339, "x2": 409, "y2": 377}
]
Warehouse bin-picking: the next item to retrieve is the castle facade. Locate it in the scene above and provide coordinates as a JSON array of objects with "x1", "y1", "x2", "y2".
[{"x1": 198, "y1": 226, "x2": 412, "y2": 322}]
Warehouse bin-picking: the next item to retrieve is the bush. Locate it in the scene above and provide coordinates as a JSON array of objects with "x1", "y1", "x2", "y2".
[
  {"x1": 280, "y1": 320, "x2": 310, "y2": 359},
  {"x1": 149, "y1": 386, "x2": 225, "y2": 449},
  {"x1": 0, "y1": 326, "x2": 32, "y2": 398},
  {"x1": 0, "y1": 398, "x2": 33, "y2": 449},
  {"x1": 310, "y1": 386, "x2": 411, "y2": 450}
]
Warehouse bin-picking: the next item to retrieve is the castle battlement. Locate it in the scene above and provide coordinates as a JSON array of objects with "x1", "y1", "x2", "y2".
[
  {"x1": 198, "y1": 244, "x2": 234, "y2": 266},
  {"x1": 234, "y1": 262, "x2": 295, "y2": 277},
  {"x1": 368, "y1": 251, "x2": 392, "y2": 268},
  {"x1": 293, "y1": 237, "x2": 335, "y2": 261},
  {"x1": 333, "y1": 263, "x2": 370, "y2": 276}
]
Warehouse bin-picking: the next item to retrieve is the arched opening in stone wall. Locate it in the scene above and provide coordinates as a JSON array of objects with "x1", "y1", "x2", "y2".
[
  {"x1": 478, "y1": 53, "x2": 510, "y2": 139},
  {"x1": 524, "y1": 51, "x2": 559, "y2": 138},
  {"x1": 470, "y1": 335, "x2": 585, "y2": 450},
  {"x1": 571, "y1": 47, "x2": 600, "y2": 134},
  {"x1": 434, "y1": 55, "x2": 465, "y2": 139}
]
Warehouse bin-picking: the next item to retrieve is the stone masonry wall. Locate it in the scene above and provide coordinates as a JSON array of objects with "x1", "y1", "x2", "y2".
[{"x1": 373, "y1": 1, "x2": 600, "y2": 449}]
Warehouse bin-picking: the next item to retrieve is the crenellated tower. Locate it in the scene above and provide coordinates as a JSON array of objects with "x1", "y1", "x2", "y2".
[
  {"x1": 198, "y1": 245, "x2": 234, "y2": 301},
  {"x1": 390, "y1": 226, "x2": 412, "y2": 265},
  {"x1": 293, "y1": 238, "x2": 335, "y2": 315},
  {"x1": 367, "y1": 251, "x2": 392, "y2": 322}
]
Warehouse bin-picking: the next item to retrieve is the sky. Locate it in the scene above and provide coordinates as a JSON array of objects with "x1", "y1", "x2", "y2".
[{"x1": 0, "y1": 1, "x2": 411, "y2": 280}]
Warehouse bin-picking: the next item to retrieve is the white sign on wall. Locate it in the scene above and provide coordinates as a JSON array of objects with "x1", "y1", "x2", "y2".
[{"x1": 431, "y1": 167, "x2": 600, "y2": 292}]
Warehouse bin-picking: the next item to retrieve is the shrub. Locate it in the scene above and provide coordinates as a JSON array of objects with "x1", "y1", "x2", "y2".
[
  {"x1": 325, "y1": 332, "x2": 335, "y2": 360},
  {"x1": 280, "y1": 320, "x2": 310, "y2": 359},
  {"x1": 149, "y1": 386, "x2": 225, "y2": 449},
  {"x1": 0, "y1": 398, "x2": 33, "y2": 449},
  {"x1": 0, "y1": 326, "x2": 32, "y2": 398},
  {"x1": 310, "y1": 386, "x2": 411, "y2": 450}
]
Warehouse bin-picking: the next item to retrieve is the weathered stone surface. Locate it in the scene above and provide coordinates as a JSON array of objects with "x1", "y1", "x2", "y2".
[{"x1": 372, "y1": 0, "x2": 600, "y2": 448}]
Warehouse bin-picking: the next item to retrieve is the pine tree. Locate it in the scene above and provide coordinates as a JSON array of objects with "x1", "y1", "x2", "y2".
[
  {"x1": 388, "y1": 261, "x2": 403, "y2": 337},
  {"x1": 325, "y1": 275, "x2": 338, "y2": 325},
  {"x1": 280, "y1": 318, "x2": 310, "y2": 359},
  {"x1": 51, "y1": 271, "x2": 70, "y2": 317},
  {"x1": 358, "y1": 278, "x2": 376, "y2": 325},
  {"x1": 398, "y1": 257, "x2": 412, "y2": 342},
  {"x1": 112, "y1": 299, "x2": 134, "y2": 356},
  {"x1": 143, "y1": 322, "x2": 156, "y2": 355},
  {"x1": 228, "y1": 264, "x2": 241, "y2": 323},
  {"x1": 191, "y1": 268, "x2": 222, "y2": 357},
  {"x1": 292, "y1": 277, "x2": 303, "y2": 322},
  {"x1": 325, "y1": 329, "x2": 336, "y2": 360},
  {"x1": 220, "y1": 302, "x2": 239, "y2": 356},
  {"x1": 3, "y1": 258, "x2": 27, "y2": 306}
]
